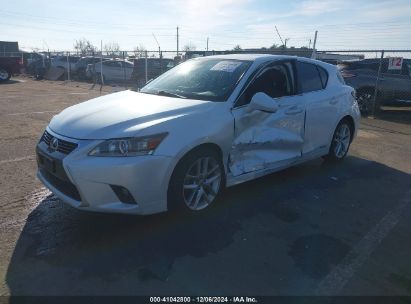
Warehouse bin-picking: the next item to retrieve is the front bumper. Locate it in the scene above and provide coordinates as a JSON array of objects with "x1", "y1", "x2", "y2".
[{"x1": 36, "y1": 128, "x2": 174, "y2": 215}]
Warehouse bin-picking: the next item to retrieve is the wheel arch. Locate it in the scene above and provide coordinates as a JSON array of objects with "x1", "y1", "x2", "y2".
[
  {"x1": 166, "y1": 142, "x2": 226, "y2": 211},
  {"x1": 340, "y1": 115, "x2": 356, "y2": 142},
  {"x1": 169, "y1": 143, "x2": 225, "y2": 179}
]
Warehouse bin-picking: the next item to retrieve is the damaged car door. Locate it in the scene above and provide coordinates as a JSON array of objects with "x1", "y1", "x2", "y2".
[{"x1": 229, "y1": 61, "x2": 305, "y2": 176}]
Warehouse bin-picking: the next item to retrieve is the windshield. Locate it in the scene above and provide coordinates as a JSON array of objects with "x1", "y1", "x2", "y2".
[{"x1": 140, "y1": 58, "x2": 252, "y2": 102}]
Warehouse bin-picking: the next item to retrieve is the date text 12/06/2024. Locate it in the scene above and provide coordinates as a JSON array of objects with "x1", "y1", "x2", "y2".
[{"x1": 149, "y1": 296, "x2": 258, "y2": 303}]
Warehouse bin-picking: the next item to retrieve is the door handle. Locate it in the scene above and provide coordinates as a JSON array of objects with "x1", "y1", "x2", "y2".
[{"x1": 329, "y1": 98, "x2": 339, "y2": 105}]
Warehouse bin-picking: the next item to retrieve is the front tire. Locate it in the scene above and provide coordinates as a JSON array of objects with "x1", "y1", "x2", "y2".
[
  {"x1": 168, "y1": 148, "x2": 225, "y2": 213},
  {"x1": 325, "y1": 120, "x2": 352, "y2": 161}
]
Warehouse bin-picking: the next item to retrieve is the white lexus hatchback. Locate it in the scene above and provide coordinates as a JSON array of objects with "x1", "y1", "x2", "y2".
[{"x1": 36, "y1": 54, "x2": 360, "y2": 215}]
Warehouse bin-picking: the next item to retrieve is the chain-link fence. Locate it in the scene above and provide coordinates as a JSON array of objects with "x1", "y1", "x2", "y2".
[
  {"x1": 6, "y1": 48, "x2": 411, "y2": 114},
  {"x1": 315, "y1": 50, "x2": 411, "y2": 115},
  {"x1": 9, "y1": 49, "x2": 180, "y2": 88}
]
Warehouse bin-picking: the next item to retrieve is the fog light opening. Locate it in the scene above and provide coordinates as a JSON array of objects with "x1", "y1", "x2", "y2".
[{"x1": 110, "y1": 185, "x2": 137, "y2": 205}]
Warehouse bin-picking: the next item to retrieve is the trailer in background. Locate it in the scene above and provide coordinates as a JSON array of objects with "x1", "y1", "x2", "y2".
[{"x1": 0, "y1": 41, "x2": 22, "y2": 82}]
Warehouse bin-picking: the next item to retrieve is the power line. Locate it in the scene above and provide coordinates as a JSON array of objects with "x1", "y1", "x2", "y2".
[{"x1": 0, "y1": 9, "x2": 173, "y2": 30}]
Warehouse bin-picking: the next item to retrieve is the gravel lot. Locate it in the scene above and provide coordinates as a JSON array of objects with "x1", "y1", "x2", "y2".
[{"x1": 0, "y1": 76, "x2": 411, "y2": 296}]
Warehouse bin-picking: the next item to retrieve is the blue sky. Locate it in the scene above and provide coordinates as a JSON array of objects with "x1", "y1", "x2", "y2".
[{"x1": 2, "y1": 0, "x2": 411, "y2": 52}]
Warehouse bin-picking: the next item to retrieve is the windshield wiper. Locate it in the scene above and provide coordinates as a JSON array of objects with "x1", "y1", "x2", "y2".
[{"x1": 156, "y1": 90, "x2": 187, "y2": 99}]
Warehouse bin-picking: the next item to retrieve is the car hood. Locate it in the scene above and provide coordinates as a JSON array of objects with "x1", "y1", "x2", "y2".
[{"x1": 49, "y1": 90, "x2": 214, "y2": 139}]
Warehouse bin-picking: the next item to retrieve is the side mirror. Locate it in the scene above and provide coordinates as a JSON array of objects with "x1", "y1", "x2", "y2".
[{"x1": 247, "y1": 92, "x2": 279, "y2": 113}]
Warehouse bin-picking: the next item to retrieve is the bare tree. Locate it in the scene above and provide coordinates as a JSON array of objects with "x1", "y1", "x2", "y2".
[
  {"x1": 74, "y1": 38, "x2": 97, "y2": 56},
  {"x1": 133, "y1": 44, "x2": 147, "y2": 58},
  {"x1": 269, "y1": 43, "x2": 280, "y2": 50},
  {"x1": 104, "y1": 42, "x2": 120, "y2": 58},
  {"x1": 183, "y1": 42, "x2": 197, "y2": 52},
  {"x1": 232, "y1": 45, "x2": 242, "y2": 51}
]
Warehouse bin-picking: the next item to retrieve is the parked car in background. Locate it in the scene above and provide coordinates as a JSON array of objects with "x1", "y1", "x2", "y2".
[
  {"x1": 26, "y1": 56, "x2": 51, "y2": 79},
  {"x1": 88, "y1": 59, "x2": 134, "y2": 83},
  {"x1": 23, "y1": 51, "x2": 46, "y2": 68},
  {"x1": 132, "y1": 58, "x2": 175, "y2": 87},
  {"x1": 36, "y1": 55, "x2": 359, "y2": 215},
  {"x1": 50, "y1": 55, "x2": 81, "y2": 73},
  {"x1": 74, "y1": 56, "x2": 103, "y2": 79},
  {"x1": 0, "y1": 56, "x2": 22, "y2": 82},
  {"x1": 338, "y1": 58, "x2": 411, "y2": 114}
]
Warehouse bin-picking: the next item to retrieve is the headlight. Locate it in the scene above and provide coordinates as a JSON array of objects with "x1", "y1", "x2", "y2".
[{"x1": 89, "y1": 133, "x2": 168, "y2": 157}]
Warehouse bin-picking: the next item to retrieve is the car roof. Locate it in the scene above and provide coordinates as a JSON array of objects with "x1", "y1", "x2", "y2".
[
  {"x1": 200, "y1": 53, "x2": 296, "y2": 62},
  {"x1": 198, "y1": 54, "x2": 336, "y2": 70}
]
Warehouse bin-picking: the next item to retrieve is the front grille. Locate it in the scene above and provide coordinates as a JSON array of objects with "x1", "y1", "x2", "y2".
[
  {"x1": 40, "y1": 168, "x2": 81, "y2": 201},
  {"x1": 42, "y1": 130, "x2": 78, "y2": 154}
]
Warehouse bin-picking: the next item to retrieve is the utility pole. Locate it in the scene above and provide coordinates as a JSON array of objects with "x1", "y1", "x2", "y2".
[
  {"x1": 100, "y1": 40, "x2": 104, "y2": 86},
  {"x1": 152, "y1": 33, "x2": 161, "y2": 58},
  {"x1": 308, "y1": 39, "x2": 311, "y2": 49},
  {"x1": 176, "y1": 26, "x2": 179, "y2": 56},
  {"x1": 275, "y1": 26, "x2": 285, "y2": 48},
  {"x1": 311, "y1": 31, "x2": 318, "y2": 59},
  {"x1": 206, "y1": 37, "x2": 209, "y2": 52},
  {"x1": 372, "y1": 50, "x2": 385, "y2": 117}
]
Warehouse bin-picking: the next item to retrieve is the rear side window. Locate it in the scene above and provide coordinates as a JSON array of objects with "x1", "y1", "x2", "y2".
[
  {"x1": 103, "y1": 61, "x2": 121, "y2": 67},
  {"x1": 317, "y1": 66, "x2": 328, "y2": 88},
  {"x1": 297, "y1": 61, "x2": 323, "y2": 93}
]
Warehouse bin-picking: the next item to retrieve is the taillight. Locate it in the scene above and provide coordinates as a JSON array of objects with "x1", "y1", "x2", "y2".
[{"x1": 341, "y1": 70, "x2": 356, "y2": 78}]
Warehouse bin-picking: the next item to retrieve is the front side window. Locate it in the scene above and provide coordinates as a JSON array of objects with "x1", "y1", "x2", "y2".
[
  {"x1": 236, "y1": 63, "x2": 294, "y2": 107},
  {"x1": 297, "y1": 61, "x2": 324, "y2": 93},
  {"x1": 140, "y1": 58, "x2": 252, "y2": 101}
]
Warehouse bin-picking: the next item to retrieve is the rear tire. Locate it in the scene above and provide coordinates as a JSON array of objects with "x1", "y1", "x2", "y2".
[
  {"x1": 324, "y1": 119, "x2": 352, "y2": 162},
  {"x1": 168, "y1": 148, "x2": 225, "y2": 214},
  {"x1": 0, "y1": 68, "x2": 11, "y2": 83},
  {"x1": 356, "y1": 88, "x2": 375, "y2": 115}
]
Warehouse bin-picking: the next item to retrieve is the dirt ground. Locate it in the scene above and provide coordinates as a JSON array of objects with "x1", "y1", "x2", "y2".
[{"x1": 0, "y1": 76, "x2": 411, "y2": 296}]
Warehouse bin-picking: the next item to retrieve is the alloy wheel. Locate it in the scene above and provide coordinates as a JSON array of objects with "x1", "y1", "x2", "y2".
[
  {"x1": 333, "y1": 123, "x2": 351, "y2": 158},
  {"x1": 182, "y1": 157, "x2": 222, "y2": 211}
]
